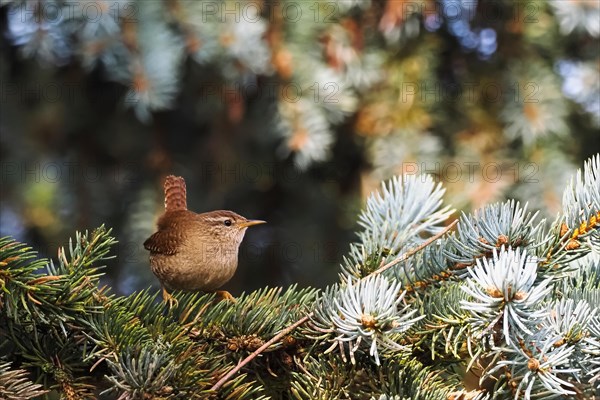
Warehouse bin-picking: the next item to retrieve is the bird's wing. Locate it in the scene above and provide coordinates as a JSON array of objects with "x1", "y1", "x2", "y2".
[
  {"x1": 143, "y1": 230, "x2": 180, "y2": 255},
  {"x1": 144, "y1": 210, "x2": 194, "y2": 255}
]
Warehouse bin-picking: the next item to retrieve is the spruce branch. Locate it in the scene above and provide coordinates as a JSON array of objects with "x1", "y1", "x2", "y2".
[
  {"x1": 562, "y1": 154, "x2": 600, "y2": 247},
  {"x1": 343, "y1": 175, "x2": 454, "y2": 279},
  {"x1": 2, "y1": 157, "x2": 599, "y2": 398},
  {"x1": 210, "y1": 314, "x2": 312, "y2": 392},
  {"x1": 533, "y1": 154, "x2": 600, "y2": 276},
  {"x1": 0, "y1": 361, "x2": 48, "y2": 399},
  {"x1": 125, "y1": 1, "x2": 184, "y2": 122},
  {"x1": 413, "y1": 282, "x2": 474, "y2": 360},
  {"x1": 211, "y1": 213, "x2": 457, "y2": 392},
  {"x1": 1, "y1": 226, "x2": 117, "y2": 398},
  {"x1": 446, "y1": 200, "x2": 546, "y2": 271},
  {"x1": 328, "y1": 275, "x2": 422, "y2": 365},
  {"x1": 460, "y1": 247, "x2": 552, "y2": 345},
  {"x1": 487, "y1": 340, "x2": 579, "y2": 399},
  {"x1": 535, "y1": 298, "x2": 597, "y2": 350},
  {"x1": 587, "y1": 317, "x2": 600, "y2": 387},
  {"x1": 369, "y1": 220, "x2": 458, "y2": 279}
]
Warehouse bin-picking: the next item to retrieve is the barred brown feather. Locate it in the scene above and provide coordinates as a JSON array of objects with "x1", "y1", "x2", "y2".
[{"x1": 164, "y1": 175, "x2": 187, "y2": 212}]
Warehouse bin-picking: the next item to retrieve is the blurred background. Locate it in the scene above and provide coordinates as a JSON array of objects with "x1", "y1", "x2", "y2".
[{"x1": 0, "y1": 0, "x2": 598, "y2": 295}]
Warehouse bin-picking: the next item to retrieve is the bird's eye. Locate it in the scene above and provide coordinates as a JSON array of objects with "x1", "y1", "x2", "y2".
[{"x1": 224, "y1": 219, "x2": 232, "y2": 227}]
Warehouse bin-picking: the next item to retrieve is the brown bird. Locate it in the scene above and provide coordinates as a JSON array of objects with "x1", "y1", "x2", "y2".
[{"x1": 144, "y1": 175, "x2": 265, "y2": 305}]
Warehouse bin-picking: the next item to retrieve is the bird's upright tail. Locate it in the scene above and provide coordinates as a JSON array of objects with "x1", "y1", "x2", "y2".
[{"x1": 164, "y1": 175, "x2": 187, "y2": 212}]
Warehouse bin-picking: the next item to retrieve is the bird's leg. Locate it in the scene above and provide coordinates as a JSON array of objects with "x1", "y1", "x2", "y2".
[
  {"x1": 215, "y1": 290, "x2": 236, "y2": 302},
  {"x1": 162, "y1": 285, "x2": 178, "y2": 308}
]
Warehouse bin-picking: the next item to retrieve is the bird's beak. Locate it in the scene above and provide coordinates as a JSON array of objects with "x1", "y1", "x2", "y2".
[{"x1": 239, "y1": 219, "x2": 266, "y2": 228}]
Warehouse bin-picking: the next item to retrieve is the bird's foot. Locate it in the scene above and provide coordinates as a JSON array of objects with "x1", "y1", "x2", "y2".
[
  {"x1": 162, "y1": 286, "x2": 178, "y2": 308},
  {"x1": 215, "y1": 290, "x2": 236, "y2": 303}
]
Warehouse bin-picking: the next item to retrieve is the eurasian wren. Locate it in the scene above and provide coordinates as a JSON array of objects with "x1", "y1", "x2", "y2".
[{"x1": 144, "y1": 175, "x2": 265, "y2": 303}]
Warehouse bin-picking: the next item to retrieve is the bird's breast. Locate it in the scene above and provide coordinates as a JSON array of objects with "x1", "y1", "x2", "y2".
[{"x1": 150, "y1": 240, "x2": 240, "y2": 291}]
